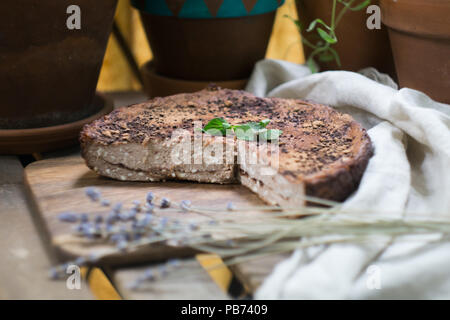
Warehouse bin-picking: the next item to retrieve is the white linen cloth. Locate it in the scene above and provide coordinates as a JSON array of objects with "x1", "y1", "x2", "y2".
[{"x1": 245, "y1": 59, "x2": 450, "y2": 299}]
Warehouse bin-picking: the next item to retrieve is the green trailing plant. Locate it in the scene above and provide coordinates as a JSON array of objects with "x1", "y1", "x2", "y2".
[{"x1": 286, "y1": 0, "x2": 371, "y2": 73}]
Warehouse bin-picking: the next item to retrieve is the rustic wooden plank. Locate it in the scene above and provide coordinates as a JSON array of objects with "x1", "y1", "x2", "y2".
[
  {"x1": 24, "y1": 155, "x2": 265, "y2": 265},
  {"x1": 113, "y1": 258, "x2": 230, "y2": 300},
  {"x1": 16, "y1": 92, "x2": 238, "y2": 300},
  {"x1": 230, "y1": 253, "x2": 290, "y2": 295},
  {"x1": 0, "y1": 156, "x2": 93, "y2": 299}
]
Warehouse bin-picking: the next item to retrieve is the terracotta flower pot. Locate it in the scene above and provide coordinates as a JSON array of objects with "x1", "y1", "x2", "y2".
[
  {"x1": 0, "y1": 0, "x2": 117, "y2": 130},
  {"x1": 296, "y1": 0, "x2": 396, "y2": 77},
  {"x1": 132, "y1": 0, "x2": 283, "y2": 81},
  {"x1": 380, "y1": 0, "x2": 450, "y2": 104}
]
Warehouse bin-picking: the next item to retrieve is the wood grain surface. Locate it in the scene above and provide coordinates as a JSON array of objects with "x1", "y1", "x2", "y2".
[
  {"x1": 231, "y1": 253, "x2": 290, "y2": 294},
  {"x1": 24, "y1": 155, "x2": 266, "y2": 265},
  {"x1": 113, "y1": 258, "x2": 230, "y2": 300},
  {"x1": 0, "y1": 156, "x2": 93, "y2": 299}
]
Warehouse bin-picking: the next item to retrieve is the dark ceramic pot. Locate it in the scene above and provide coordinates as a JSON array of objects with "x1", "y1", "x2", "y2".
[
  {"x1": 296, "y1": 0, "x2": 396, "y2": 78},
  {"x1": 0, "y1": 0, "x2": 118, "y2": 129},
  {"x1": 381, "y1": 0, "x2": 450, "y2": 104},
  {"x1": 133, "y1": 0, "x2": 283, "y2": 81}
]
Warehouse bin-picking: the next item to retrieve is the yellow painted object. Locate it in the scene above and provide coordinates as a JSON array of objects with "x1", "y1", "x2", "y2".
[
  {"x1": 266, "y1": 0, "x2": 304, "y2": 64},
  {"x1": 196, "y1": 254, "x2": 233, "y2": 293},
  {"x1": 97, "y1": 0, "x2": 304, "y2": 91},
  {"x1": 85, "y1": 255, "x2": 232, "y2": 300},
  {"x1": 82, "y1": 267, "x2": 121, "y2": 300}
]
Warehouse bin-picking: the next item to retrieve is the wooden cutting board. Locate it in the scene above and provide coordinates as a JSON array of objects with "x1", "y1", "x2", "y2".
[{"x1": 24, "y1": 155, "x2": 265, "y2": 266}]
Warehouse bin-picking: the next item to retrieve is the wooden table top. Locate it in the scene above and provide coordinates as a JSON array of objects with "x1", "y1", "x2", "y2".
[{"x1": 0, "y1": 91, "x2": 287, "y2": 300}]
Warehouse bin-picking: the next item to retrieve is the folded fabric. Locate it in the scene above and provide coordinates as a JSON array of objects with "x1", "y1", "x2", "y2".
[{"x1": 246, "y1": 59, "x2": 450, "y2": 299}]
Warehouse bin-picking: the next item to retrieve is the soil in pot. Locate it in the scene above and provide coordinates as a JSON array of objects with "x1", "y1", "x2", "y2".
[
  {"x1": 381, "y1": 0, "x2": 450, "y2": 104},
  {"x1": 296, "y1": 0, "x2": 396, "y2": 77},
  {"x1": 0, "y1": 0, "x2": 117, "y2": 129}
]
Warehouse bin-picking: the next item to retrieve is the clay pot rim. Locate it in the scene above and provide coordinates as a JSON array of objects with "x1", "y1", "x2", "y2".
[
  {"x1": 0, "y1": 94, "x2": 112, "y2": 138},
  {"x1": 141, "y1": 60, "x2": 248, "y2": 84},
  {"x1": 380, "y1": 0, "x2": 450, "y2": 39},
  {"x1": 131, "y1": 0, "x2": 284, "y2": 19},
  {"x1": 137, "y1": 10, "x2": 278, "y2": 21},
  {"x1": 140, "y1": 60, "x2": 248, "y2": 98}
]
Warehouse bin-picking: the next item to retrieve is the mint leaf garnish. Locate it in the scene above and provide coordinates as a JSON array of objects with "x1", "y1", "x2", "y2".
[
  {"x1": 202, "y1": 117, "x2": 231, "y2": 136},
  {"x1": 259, "y1": 129, "x2": 282, "y2": 141},
  {"x1": 202, "y1": 118, "x2": 282, "y2": 142}
]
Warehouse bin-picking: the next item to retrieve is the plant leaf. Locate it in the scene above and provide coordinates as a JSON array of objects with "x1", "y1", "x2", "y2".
[
  {"x1": 203, "y1": 118, "x2": 281, "y2": 142},
  {"x1": 259, "y1": 129, "x2": 283, "y2": 141},
  {"x1": 203, "y1": 118, "x2": 230, "y2": 135},
  {"x1": 316, "y1": 27, "x2": 337, "y2": 44},
  {"x1": 306, "y1": 57, "x2": 319, "y2": 74},
  {"x1": 327, "y1": 47, "x2": 341, "y2": 66},
  {"x1": 318, "y1": 51, "x2": 335, "y2": 62},
  {"x1": 348, "y1": 0, "x2": 370, "y2": 11},
  {"x1": 259, "y1": 119, "x2": 270, "y2": 128},
  {"x1": 337, "y1": 0, "x2": 370, "y2": 11},
  {"x1": 233, "y1": 127, "x2": 258, "y2": 142},
  {"x1": 283, "y1": 14, "x2": 303, "y2": 31},
  {"x1": 307, "y1": 18, "x2": 332, "y2": 32}
]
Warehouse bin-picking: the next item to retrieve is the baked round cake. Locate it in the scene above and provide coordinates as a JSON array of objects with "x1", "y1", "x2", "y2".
[{"x1": 81, "y1": 86, "x2": 373, "y2": 207}]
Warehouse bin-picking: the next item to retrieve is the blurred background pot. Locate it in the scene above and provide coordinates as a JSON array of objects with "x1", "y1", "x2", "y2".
[
  {"x1": 132, "y1": 0, "x2": 284, "y2": 96},
  {"x1": 380, "y1": 0, "x2": 450, "y2": 104},
  {"x1": 140, "y1": 61, "x2": 248, "y2": 98},
  {"x1": 296, "y1": 0, "x2": 396, "y2": 78},
  {"x1": 0, "y1": 0, "x2": 117, "y2": 132}
]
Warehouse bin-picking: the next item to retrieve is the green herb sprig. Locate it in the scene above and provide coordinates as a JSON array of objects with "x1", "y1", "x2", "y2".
[
  {"x1": 202, "y1": 118, "x2": 282, "y2": 142},
  {"x1": 286, "y1": 0, "x2": 371, "y2": 73}
]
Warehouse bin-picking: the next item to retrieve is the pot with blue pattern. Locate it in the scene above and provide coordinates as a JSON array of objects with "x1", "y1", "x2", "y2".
[{"x1": 132, "y1": 0, "x2": 284, "y2": 81}]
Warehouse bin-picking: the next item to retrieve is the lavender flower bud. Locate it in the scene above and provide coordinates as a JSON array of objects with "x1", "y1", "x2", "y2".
[
  {"x1": 167, "y1": 259, "x2": 181, "y2": 268},
  {"x1": 112, "y1": 202, "x2": 123, "y2": 213},
  {"x1": 117, "y1": 240, "x2": 128, "y2": 251},
  {"x1": 48, "y1": 267, "x2": 60, "y2": 280},
  {"x1": 58, "y1": 212, "x2": 78, "y2": 223},
  {"x1": 85, "y1": 187, "x2": 101, "y2": 201},
  {"x1": 160, "y1": 197, "x2": 170, "y2": 209},
  {"x1": 180, "y1": 200, "x2": 191, "y2": 212},
  {"x1": 144, "y1": 204, "x2": 154, "y2": 214},
  {"x1": 146, "y1": 192, "x2": 155, "y2": 204},
  {"x1": 144, "y1": 269, "x2": 155, "y2": 281},
  {"x1": 226, "y1": 202, "x2": 235, "y2": 211},
  {"x1": 94, "y1": 215, "x2": 103, "y2": 224},
  {"x1": 80, "y1": 213, "x2": 89, "y2": 223}
]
